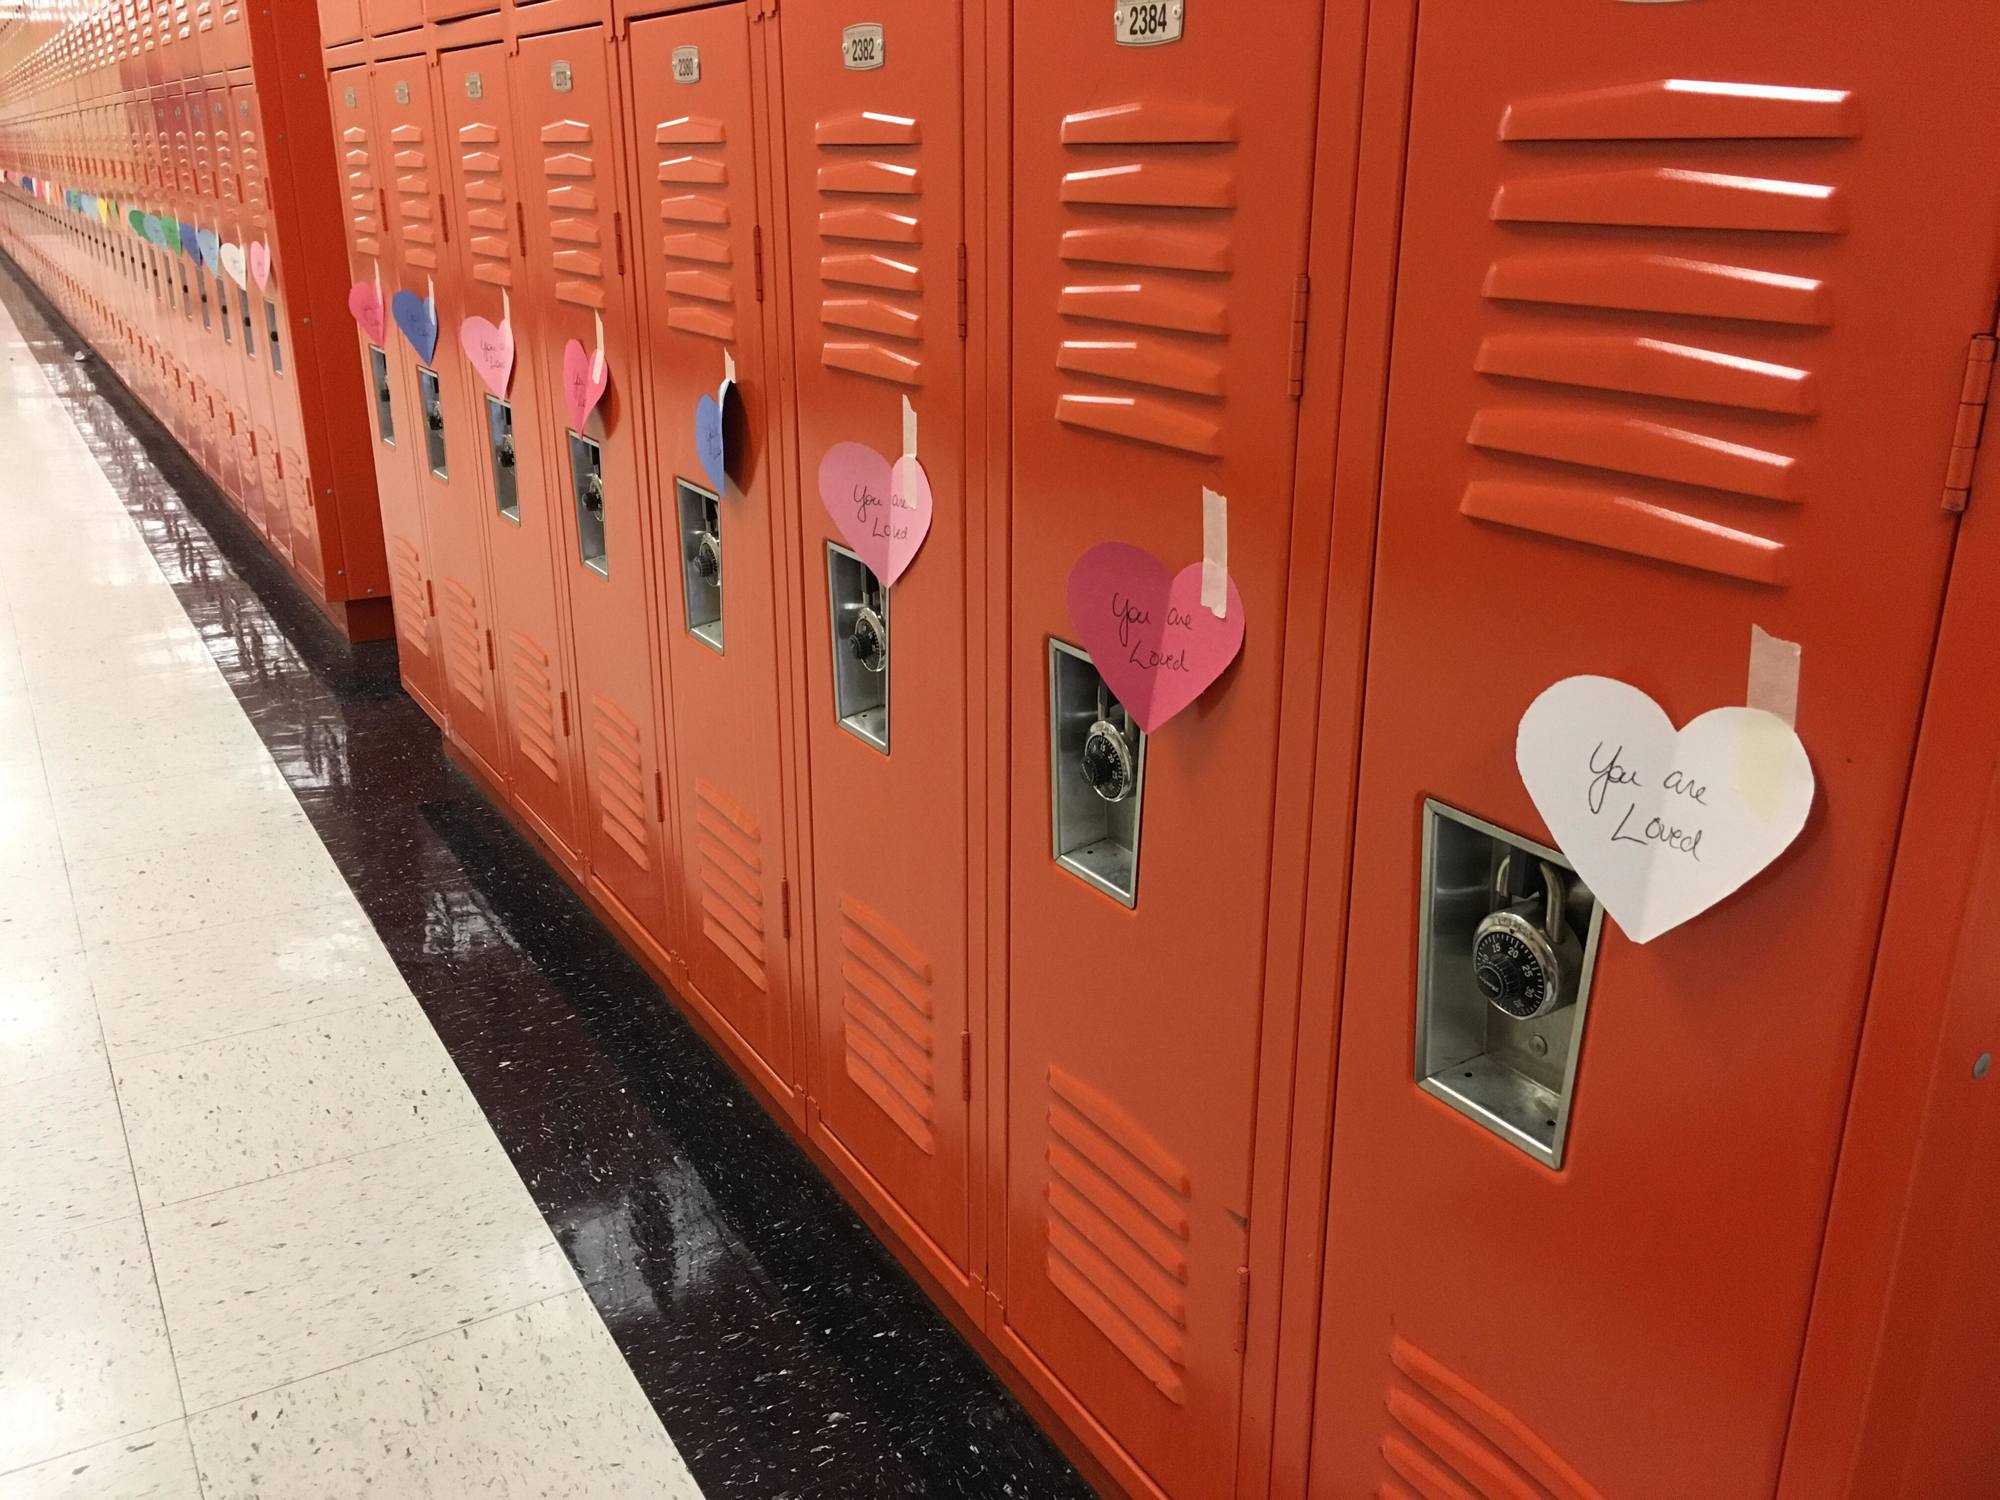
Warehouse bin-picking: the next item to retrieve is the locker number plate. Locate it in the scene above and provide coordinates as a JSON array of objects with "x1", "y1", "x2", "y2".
[
  {"x1": 672, "y1": 46, "x2": 701, "y2": 84},
  {"x1": 842, "y1": 24, "x2": 885, "y2": 70},
  {"x1": 551, "y1": 61, "x2": 573, "y2": 93},
  {"x1": 1115, "y1": 1, "x2": 1183, "y2": 44},
  {"x1": 344, "y1": 88, "x2": 357, "y2": 109},
  {"x1": 465, "y1": 71, "x2": 483, "y2": 100},
  {"x1": 394, "y1": 80, "x2": 411, "y2": 105}
]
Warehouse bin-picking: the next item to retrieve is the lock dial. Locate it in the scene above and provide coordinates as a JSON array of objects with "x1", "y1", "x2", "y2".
[
  {"x1": 849, "y1": 605, "x2": 887, "y2": 673},
  {"x1": 1081, "y1": 718, "x2": 1136, "y2": 803},
  {"x1": 692, "y1": 527, "x2": 721, "y2": 584},
  {"x1": 1473, "y1": 915, "x2": 1558, "y2": 1019}
]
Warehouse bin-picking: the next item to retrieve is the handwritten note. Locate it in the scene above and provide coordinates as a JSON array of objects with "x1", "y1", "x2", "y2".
[
  {"x1": 1065, "y1": 542, "x2": 1245, "y2": 733},
  {"x1": 459, "y1": 313, "x2": 513, "y2": 398},
  {"x1": 1516, "y1": 675, "x2": 1814, "y2": 944},
  {"x1": 818, "y1": 439, "x2": 933, "y2": 587},
  {"x1": 561, "y1": 336, "x2": 609, "y2": 431}
]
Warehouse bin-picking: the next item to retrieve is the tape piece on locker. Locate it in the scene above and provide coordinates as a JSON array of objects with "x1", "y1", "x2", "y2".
[
  {"x1": 817, "y1": 394, "x2": 934, "y2": 588},
  {"x1": 1067, "y1": 537, "x2": 1246, "y2": 734}
]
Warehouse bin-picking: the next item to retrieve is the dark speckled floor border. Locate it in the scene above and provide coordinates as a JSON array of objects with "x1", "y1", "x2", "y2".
[{"x1": 0, "y1": 254, "x2": 1095, "y2": 1500}]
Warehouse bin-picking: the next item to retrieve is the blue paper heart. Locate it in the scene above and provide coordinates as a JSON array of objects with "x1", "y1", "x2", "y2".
[
  {"x1": 695, "y1": 392, "x2": 726, "y2": 493},
  {"x1": 177, "y1": 221, "x2": 200, "y2": 259},
  {"x1": 390, "y1": 289, "x2": 439, "y2": 364},
  {"x1": 196, "y1": 228, "x2": 221, "y2": 273}
]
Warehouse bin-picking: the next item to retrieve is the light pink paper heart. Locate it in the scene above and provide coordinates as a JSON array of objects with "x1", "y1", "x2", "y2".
[
  {"x1": 249, "y1": 239, "x2": 270, "y2": 290},
  {"x1": 561, "y1": 338, "x2": 608, "y2": 431},
  {"x1": 1066, "y1": 542, "x2": 1245, "y2": 733},
  {"x1": 346, "y1": 280, "x2": 385, "y2": 345},
  {"x1": 817, "y1": 442, "x2": 933, "y2": 587},
  {"x1": 460, "y1": 315, "x2": 514, "y2": 399}
]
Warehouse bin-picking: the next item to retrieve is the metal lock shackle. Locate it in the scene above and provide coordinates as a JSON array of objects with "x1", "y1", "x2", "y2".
[{"x1": 1492, "y1": 854, "x2": 1565, "y2": 947}]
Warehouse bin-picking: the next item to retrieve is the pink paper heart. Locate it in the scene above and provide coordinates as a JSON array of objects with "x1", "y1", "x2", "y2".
[
  {"x1": 346, "y1": 280, "x2": 385, "y2": 345},
  {"x1": 460, "y1": 315, "x2": 514, "y2": 399},
  {"x1": 1065, "y1": 542, "x2": 1245, "y2": 733},
  {"x1": 249, "y1": 239, "x2": 270, "y2": 290},
  {"x1": 817, "y1": 442, "x2": 934, "y2": 587},
  {"x1": 561, "y1": 338, "x2": 608, "y2": 431}
]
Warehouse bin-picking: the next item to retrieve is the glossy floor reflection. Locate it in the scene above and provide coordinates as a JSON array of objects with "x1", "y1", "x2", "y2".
[{"x1": 0, "y1": 257, "x2": 1093, "y2": 1499}]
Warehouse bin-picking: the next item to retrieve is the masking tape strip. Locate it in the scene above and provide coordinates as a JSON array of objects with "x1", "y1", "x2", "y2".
[
  {"x1": 501, "y1": 287, "x2": 511, "y2": 329},
  {"x1": 591, "y1": 309, "x2": 604, "y2": 383},
  {"x1": 902, "y1": 393, "x2": 917, "y2": 460},
  {"x1": 1746, "y1": 623, "x2": 1800, "y2": 728},
  {"x1": 723, "y1": 348, "x2": 736, "y2": 389},
  {"x1": 1201, "y1": 487, "x2": 1228, "y2": 618}
]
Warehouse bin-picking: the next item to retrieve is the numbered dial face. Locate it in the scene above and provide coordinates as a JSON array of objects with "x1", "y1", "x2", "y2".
[
  {"x1": 849, "y1": 607, "x2": 887, "y2": 673},
  {"x1": 1473, "y1": 919, "x2": 1554, "y2": 1019},
  {"x1": 1081, "y1": 721, "x2": 1136, "y2": 803}
]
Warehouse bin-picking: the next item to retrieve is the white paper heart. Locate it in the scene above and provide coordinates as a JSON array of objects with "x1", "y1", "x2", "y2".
[{"x1": 1516, "y1": 675, "x2": 1813, "y2": 944}]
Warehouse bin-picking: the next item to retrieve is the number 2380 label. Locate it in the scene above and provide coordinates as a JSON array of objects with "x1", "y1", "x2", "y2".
[{"x1": 1115, "y1": 1, "x2": 1183, "y2": 45}]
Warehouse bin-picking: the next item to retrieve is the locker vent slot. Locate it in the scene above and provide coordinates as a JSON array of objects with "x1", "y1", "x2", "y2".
[
  {"x1": 1465, "y1": 75, "x2": 1851, "y2": 584},
  {"x1": 505, "y1": 632, "x2": 562, "y2": 783},
  {"x1": 1054, "y1": 101, "x2": 1235, "y2": 456},
  {"x1": 816, "y1": 106, "x2": 924, "y2": 385},
  {"x1": 340, "y1": 122, "x2": 381, "y2": 255},
  {"x1": 238, "y1": 106, "x2": 265, "y2": 227},
  {"x1": 694, "y1": 779, "x2": 768, "y2": 993},
  {"x1": 1381, "y1": 1337, "x2": 1607, "y2": 1500},
  {"x1": 588, "y1": 695, "x2": 653, "y2": 871},
  {"x1": 282, "y1": 449, "x2": 317, "y2": 576},
  {"x1": 538, "y1": 119, "x2": 608, "y2": 308},
  {"x1": 648, "y1": 114, "x2": 736, "y2": 341},
  {"x1": 440, "y1": 579, "x2": 486, "y2": 711},
  {"x1": 839, "y1": 897, "x2": 935, "y2": 1152},
  {"x1": 1044, "y1": 1066, "x2": 1191, "y2": 1404},
  {"x1": 388, "y1": 537, "x2": 431, "y2": 663},
  {"x1": 389, "y1": 109, "x2": 438, "y2": 269},
  {"x1": 458, "y1": 119, "x2": 515, "y2": 289}
]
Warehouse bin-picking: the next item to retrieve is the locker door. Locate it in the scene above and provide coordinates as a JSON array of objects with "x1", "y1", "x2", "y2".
[
  {"x1": 1309, "y1": 6, "x2": 2000, "y2": 1499},
  {"x1": 369, "y1": 0, "x2": 426, "y2": 37},
  {"x1": 772, "y1": 0, "x2": 972, "y2": 1272},
  {"x1": 211, "y1": 1, "x2": 249, "y2": 71},
  {"x1": 318, "y1": 0, "x2": 364, "y2": 47},
  {"x1": 371, "y1": 56, "x2": 507, "y2": 779},
  {"x1": 204, "y1": 84, "x2": 253, "y2": 514},
  {"x1": 229, "y1": 81, "x2": 296, "y2": 566},
  {"x1": 625, "y1": 8, "x2": 797, "y2": 1098},
  {"x1": 999, "y1": 6, "x2": 1323, "y2": 1497},
  {"x1": 511, "y1": 26, "x2": 674, "y2": 938},
  {"x1": 437, "y1": 42, "x2": 586, "y2": 862},
  {"x1": 329, "y1": 64, "x2": 444, "y2": 718}
]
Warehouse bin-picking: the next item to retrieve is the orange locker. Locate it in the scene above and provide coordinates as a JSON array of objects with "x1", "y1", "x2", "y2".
[
  {"x1": 329, "y1": 63, "x2": 444, "y2": 715},
  {"x1": 206, "y1": 81, "x2": 259, "y2": 520},
  {"x1": 435, "y1": 41, "x2": 587, "y2": 864},
  {"x1": 769, "y1": 0, "x2": 978, "y2": 1289},
  {"x1": 370, "y1": 0, "x2": 428, "y2": 38},
  {"x1": 370, "y1": 55, "x2": 507, "y2": 782},
  {"x1": 622, "y1": 7, "x2": 799, "y2": 1103},
  {"x1": 318, "y1": 0, "x2": 364, "y2": 49},
  {"x1": 510, "y1": 25, "x2": 677, "y2": 941},
  {"x1": 994, "y1": 6, "x2": 1324, "y2": 1497},
  {"x1": 1299, "y1": 5, "x2": 2000, "y2": 1499}
]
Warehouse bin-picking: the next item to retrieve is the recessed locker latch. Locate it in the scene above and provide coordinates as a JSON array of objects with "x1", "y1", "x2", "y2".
[{"x1": 1943, "y1": 311, "x2": 2000, "y2": 511}]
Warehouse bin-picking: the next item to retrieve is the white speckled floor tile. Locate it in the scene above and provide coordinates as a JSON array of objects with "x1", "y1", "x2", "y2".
[
  {"x1": 149, "y1": 1126, "x2": 578, "y2": 1412},
  {"x1": 0, "y1": 940, "x2": 103, "y2": 1086},
  {"x1": 52, "y1": 760, "x2": 305, "y2": 866},
  {"x1": 0, "y1": 847, "x2": 78, "y2": 950},
  {"x1": 116, "y1": 998, "x2": 484, "y2": 1207},
  {"x1": 65, "y1": 822, "x2": 351, "y2": 950},
  {"x1": 0, "y1": 1422, "x2": 199, "y2": 1500},
  {"x1": 36, "y1": 705, "x2": 266, "y2": 796},
  {"x1": 0, "y1": 1217, "x2": 182, "y2": 1473},
  {"x1": 0, "y1": 1060, "x2": 137, "y2": 1243},
  {"x1": 188, "y1": 1291, "x2": 700, "y2": 1499}
]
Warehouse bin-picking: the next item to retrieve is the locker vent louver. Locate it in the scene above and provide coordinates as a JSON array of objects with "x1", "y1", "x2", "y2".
[
  {"x1": 651, "y1": 114, "x2": 737, "y2": 342},
  {"x1": 540, "y1": 118, "x2": 608, "y2": 310},
  {"x1": 839, "y1": 896, "x2": 936, "y2": 1152},
  {"x1": 238, "y1": 101, "x2": 265, "y2": 232},
  {"x1": 212, "y1": 98, "x2": 236, "y2": 211},
  {"x1": 455, "y1": 121, "x2": 513, "y2": 290},
  {"x1": 389, "y1": 114, "x2": 437, "y2": 271},
  {"x1": 588, "y1": 695, "x2": 652, "y2": 870},
  {"x1": 1379, "y1": 1336, "x2": 1607, "y2": 1500},
  {"x1": 505, "y1": 631, "x2": 562, "y2": 783},
  {"x1": 815, "y1": 107, "x2": 925, "y2": 386},
  {"x1": 281, "y1": 452, "x2": 319, "y2": 583},
  {"x1": 1044, "y1": 1066, "x2": 1192, "y2": 1404},
  {"x1": 694, "y1": 778, "x2": 767, "y2": 993},
  {"x1": 440, "y1": 578, "x2": 486, "y2": 711},
  {"x1": 388, "y1": 537, "x2": 430, "y2": 664},
  {"x1": 1053, "y1": 101, "x2": 1236, "y2": 457},
  {"x1": 340, "y1": 122, "x2": 381, "y2": 257},
  {"x1": 1466, "y1": 78, "x2": 1857, "y2": 586}
]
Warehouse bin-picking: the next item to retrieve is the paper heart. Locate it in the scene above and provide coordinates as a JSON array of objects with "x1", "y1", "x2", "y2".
[
  {"x1": 1515, "y1": 675, "x2": 1814, "y2": 945},
  {"x1": 177, "y1": 221, "x2": 200, "y2": 259},
  {"x1": 157, "y1": 214, "x2": 177, "y2": 251},
  {"x1": 196, "y1": 227, "x2": 220, "y2": 272},
  {"x1": 1066, "y1": 542, "x2": 1245, "y2": 733},
  {"x1": 695, "y1": 393, "x2": 726, "y2": 493},
  {"x1": 561, "y1": 338, "x2": 609, "y2": 431},
  {"x1": 219, "y1": 241, "x2": 247, "y2": 290},
  {"x1": 128, "y1": 208, "x2": 146, "y2": 236},
  {"x1": 390, "y1": 289, "x2": 438, "y2": 364},
  {"x1": 458, "y1": 315, "x2": 513, "y2": 399},
  {"x1": 817, "y1": 442, "x2": 934, "y2": 587},
  {"x1": 249, "y1": 240, "x2": 271, "y2": 291},
  {"x1": 347, "y1": 281, "x2": 386, "y2": 345}
]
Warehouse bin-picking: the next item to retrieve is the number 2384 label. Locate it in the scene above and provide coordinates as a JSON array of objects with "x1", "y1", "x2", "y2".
[{"x1": 1115, "y1": 1, "x2": 1183, "y2": 45}]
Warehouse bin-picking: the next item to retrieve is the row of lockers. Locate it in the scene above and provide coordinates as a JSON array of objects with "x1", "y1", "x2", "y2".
[{"x1": 7, "y1": 0, "x2": 2000, "y2": 1495}]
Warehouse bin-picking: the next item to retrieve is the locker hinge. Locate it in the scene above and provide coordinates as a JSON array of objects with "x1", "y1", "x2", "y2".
[
  {"x1": 425, "y1": 579, "x2": 436, "y2": 616},
  {"x1": 779, "y1": 878, "x2": 791, "y2": 938},
  {"x1": 752, "y1": 225, "x2": 764, "y2": 302},
  {"x1": 613, "y1": 210, "x2": 626, "y2": 277},
  {"x1": 1234, "y1": 1267, "x2": 1251, "y2": 1354},
  {"x1": 376, "y1": 185, "x2": 387, "y2": 225},
  {"x1": 1943, "y1": 326, "x2": 1998, "y2": 512},
  {"x1": 1287, "y1": 274, "x2": 1309, "y2": 398},
  {"x1": 956, "y1": 243, "x2": 968, "y2": 339},
  {"x1": 960, "y1": 1031, "x2": 971, "y2": 1100},
  {"x1": 559, "y1": 690, "x2": 571, "y2": 736},
  {"x1": 484, "y1": 629, "x2": 494, "y2": 669},
  {"x1": 515, "y1": 200, "x2": 527, "y2": 244},
  {"x1": 654, "y1": 769, "x2": 666, "y2": 822},
  {"x1": 437, "y1": 192, "x2": 449, "y2": 244}
]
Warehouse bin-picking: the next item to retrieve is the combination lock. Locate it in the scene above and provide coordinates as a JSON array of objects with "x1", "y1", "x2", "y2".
[
  {"x1": 692, "y1": 525, "x2": 721, "y2": 585},
  {"x1": 1472, "y1": 857, "x2": 1580, "y2": 1021},
  {"x1": 580, "y1": 471, "x2": 605, "y2": 518},
  {"x1": 424, "y1": 397, "x2": 444, "y2": 432},
  {"x1": 496, "y1": 431, "x2": 516, "y2": 469},
  {"x1": 849, "y1": 602, "x2": 887, "y2": 673},
  {"x1": 1080, "y1": 684, "x2": 1137, "y2": 804}
]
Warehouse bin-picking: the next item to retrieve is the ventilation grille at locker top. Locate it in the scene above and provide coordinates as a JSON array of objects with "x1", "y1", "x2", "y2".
[
  {"x1": 815, "y1": 106, "x2": 926, "y2": 386},
  {"x1": 652, "y1": 110, "x2": 738, "y2": 342},
  {"x1": 541, "y1": 115, "x2": 608, "y2": 310},
  {"x1": 1378, "y1": 1337, "x2": 1608, "y2": 1500},
  {"x1": 694, "y1": 778, "x2": 768, "y2": 993},
  {"x1": 388, "y1": 88, "x2": 438, "y2": 274},
  {"x1": 455, "y1": 115, "x2": 514, "y2": 291},
  {"x1": 236, "y1": 93, "x2": 265, "y2": 235},
  {"x1": 1466, "y1": 78, "x2": 1858, "y2": 586},
  {"x1": 1054, "y1": 101, "x2": 1238, "y2": 458},
  {"x1": 339, "y1": 104, "x2": 380, "y2": 259},
  {"x1": 1044, "y1": 1066, "x2": 1192, "y2": 1404},
  {"x1": 839, "y1": 896, "x2": 937, "y2": 1152}
]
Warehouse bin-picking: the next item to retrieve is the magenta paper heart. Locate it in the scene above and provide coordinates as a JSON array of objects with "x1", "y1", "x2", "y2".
[
  {"x1": 460, "y1": 316, "x2": 513, "y2": 399},
  {"x1": 1066, "y1": 542, "x2": 1245, "y2": 733},
  {"x1": 817, "y1": 442, "x2": 933, "y2": 587},
  {"x1": 248, "y1": 239, "x2": 271, "y2": 290},
  {"x1": 347, "y1": 280, "x2": 385, "y2": 345},
  {"x1": 562, "y1": 338, "x2": 608, "y2": 431}
]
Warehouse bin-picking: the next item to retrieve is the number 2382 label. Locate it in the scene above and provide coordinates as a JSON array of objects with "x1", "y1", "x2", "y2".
[
  {"x1": 1115, "y1": 1, "x2": 1183, "y2": 45},
  {"x1": 841, "y1": 24, "x2": 885, "y2": 70}
]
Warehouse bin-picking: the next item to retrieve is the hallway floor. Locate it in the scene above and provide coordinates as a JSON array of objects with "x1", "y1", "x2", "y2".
[{"x1": 0, "y1": 263, "x2": 1087, "y2": 1500}]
